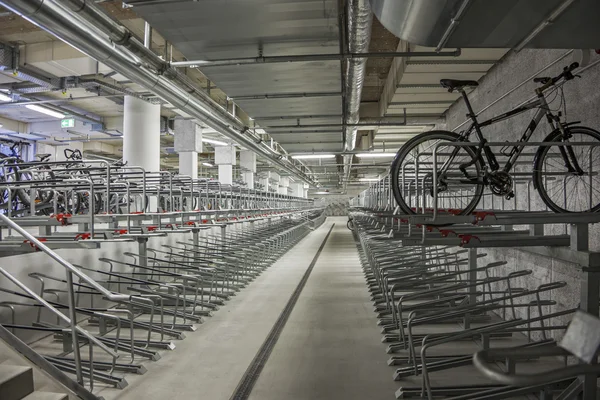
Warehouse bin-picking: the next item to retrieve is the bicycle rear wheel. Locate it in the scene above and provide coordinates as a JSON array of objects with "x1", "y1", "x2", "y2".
[
  {"x1": 534, "y1": 126, "x2": 600, "y2": 213},
  {"x1": 391, "y1": 130, "x2": 484, "y2": 215}
]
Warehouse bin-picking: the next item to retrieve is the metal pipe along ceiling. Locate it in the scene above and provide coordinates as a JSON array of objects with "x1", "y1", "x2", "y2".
[
  {"x1": 343, "y1": 0, "x2": 373, "y2": 190},
  {"x1": 0, "y1": 0, "x2": 317, "y2": 186},
  {"x1": 345, "y1": 0, "x2": 372, "y2": 153}
]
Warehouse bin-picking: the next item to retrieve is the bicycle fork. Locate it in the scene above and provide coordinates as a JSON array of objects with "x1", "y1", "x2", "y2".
[{"x1": 555, "y1": 123, "x2": 584, "y2": 175}]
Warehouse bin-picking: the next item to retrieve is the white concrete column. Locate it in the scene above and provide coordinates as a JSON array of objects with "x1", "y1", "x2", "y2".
[
  {"x1": 291, "y1": 183, "x2": 303, "y2": 197},
  {"x1": 174, "y1": 119, "x2": 202, "y2": 179},
  {"x1": 123, "y1": 96, "x2": 161, "y2": 171},
  {"x1": 258, "y1": 176, "x2": 269, "y2": 192},
  {"x1": 270, "y1": 171, "x2": 280, "y2": 193},
  {"x1": 178, "y1": 152, "x2": 198, "y2": 178},
  {"x1": 279, "y1": 176, "x2": 289, "y2": 195},
  {"x1": 215, "y1": 145, "x2": 236, "y2": 185},
  {"x1": 240, "y1": 150, "x2": 256, "y2": 189},
  {"x1": 303, "y1": 183, "x2": 309, "y2": 198},
  {"x1": 218, "y1": 165, "x2": 233, "y2": 185}
]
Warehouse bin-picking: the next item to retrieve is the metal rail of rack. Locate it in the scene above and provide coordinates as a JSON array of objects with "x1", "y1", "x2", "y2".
[
  {"x1": 0, "y1": 157, "x2": 325, "y2": 396},
  {"x1": 348, "y1": 195, "x2": 600, "y2": 399},
  {"x1": 0, "y1": 208, "x2": 325, "y2": 396}
]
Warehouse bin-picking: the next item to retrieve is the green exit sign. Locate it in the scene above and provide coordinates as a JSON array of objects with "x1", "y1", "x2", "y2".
[{"x1": 61, "y1": 118, "x2": 75, "y2": 128}]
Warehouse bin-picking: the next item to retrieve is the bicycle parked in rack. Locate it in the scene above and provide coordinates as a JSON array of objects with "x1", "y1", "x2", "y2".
[
  {"x1": 0, "y1": 142, "x2": 56, "y2": 215},
  {"x1": 390, "y1": 62, "x2": 600, "y2": 215}
]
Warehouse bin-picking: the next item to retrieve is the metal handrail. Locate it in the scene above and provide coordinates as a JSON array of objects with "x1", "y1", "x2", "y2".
[{"x1": 0, "y1": 213, "x2": 156, "y2": 390}]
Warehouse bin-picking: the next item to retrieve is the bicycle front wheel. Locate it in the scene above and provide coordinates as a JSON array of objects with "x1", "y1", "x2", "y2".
[
  {"x1": 534, "y1": 126, "x2": 600, "y2": 213},
  {"x1": 391, "y1": 130, "x2": 484, "y2": 215}
]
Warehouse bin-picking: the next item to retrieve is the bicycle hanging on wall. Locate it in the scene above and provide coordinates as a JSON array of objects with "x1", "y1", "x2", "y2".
[{"x1": 390, "y1": 62, "x2": 600, "y2": 215}]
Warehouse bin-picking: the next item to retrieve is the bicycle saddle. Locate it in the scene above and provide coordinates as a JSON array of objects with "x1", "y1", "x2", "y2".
[
  {"x1": 36, "y1": 153, "x2": 51, "y2": 159},
  {"x1": 440, "y1": 79, "x2": 479, "y2": 92}
]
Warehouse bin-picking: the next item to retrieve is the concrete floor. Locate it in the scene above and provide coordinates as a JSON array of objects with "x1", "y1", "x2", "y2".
[
  {"x1": 98, "y1": 217, "x2": 396, "y2": 400},
  {"x1": 248, "y1": 217, "x2": 397, "y2": 400}
]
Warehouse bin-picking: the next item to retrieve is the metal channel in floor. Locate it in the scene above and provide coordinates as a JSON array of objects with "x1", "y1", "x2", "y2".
[{"x1": 246, "y1": 217, "x2": 397, "y2": 400}]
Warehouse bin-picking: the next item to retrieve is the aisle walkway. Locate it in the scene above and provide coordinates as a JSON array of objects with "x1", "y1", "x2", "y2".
[
  {"x1": 109, "y1": 217, "x2": 394, "y2": 400},
  {"x1": 248, "y1": 217, "x2": 396, "y2": 399},
  {"x1": 107, "y1": 221, "x2": 335, "y2": 400}
]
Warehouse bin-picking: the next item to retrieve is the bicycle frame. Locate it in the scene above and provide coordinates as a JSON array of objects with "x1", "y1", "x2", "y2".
[{"x1": 455, "y1": 92, "x2": 557, "y2": 175}]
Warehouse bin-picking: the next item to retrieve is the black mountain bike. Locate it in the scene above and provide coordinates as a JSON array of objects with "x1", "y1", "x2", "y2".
[{"x1": 391, "y1": 62, "x2": 600, "y2": 215}]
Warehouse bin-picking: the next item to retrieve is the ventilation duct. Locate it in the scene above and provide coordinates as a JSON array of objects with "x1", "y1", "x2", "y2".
[
  {"x1": 369, "y1": 0, "x2": 600, "y2": 49},
  {"x1": 343, "y1": 0, "x2": 373, "y2": 190}
]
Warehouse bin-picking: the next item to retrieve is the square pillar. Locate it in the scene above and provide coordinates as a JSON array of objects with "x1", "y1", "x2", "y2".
[
  {"x1": 174, "y1": 119, "x2": 202, "y2": 179},
  {"x1": 240, "y1": 150, "x2": 256, "y2": 189},
  {"x1": 291, "y1": 183, "x2": 303, "y2": 197},
  {"x1": 270, "y1": 171, "x2": 280, "y2": 193},
  {"x1": 279, "y1": 176, "x2": 289, "y2": 195},
  {"x1": 179, "y1": 152, "x2": 198, "y2": 179},
  {"x1": 218, "y1": 165, "x2": 233, "y2": 185},
  {"x1": 215, "y1": 145, "x2": 236, "y2": 185}
]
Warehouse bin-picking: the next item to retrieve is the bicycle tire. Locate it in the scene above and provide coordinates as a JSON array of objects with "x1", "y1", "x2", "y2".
[
  {"x1": 533, "y1": 126, "x2": 600, "y2": 213},
  {"x1": 391, "y1": 130, "x2": 484, "y2": 215},
  {"x1": 0, "y1": 152, "x2": 30, "y2": 206}
]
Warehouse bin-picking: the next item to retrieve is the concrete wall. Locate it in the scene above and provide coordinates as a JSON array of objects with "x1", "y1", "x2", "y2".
[{"x1": 442, "y1": 49, "x2": 600, "y2": 339}]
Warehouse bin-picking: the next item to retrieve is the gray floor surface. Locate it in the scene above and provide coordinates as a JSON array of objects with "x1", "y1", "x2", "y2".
[
  {"x1": 248, "y1": 217, "x2": 398, "y2": 400},
  {"x1": 102, "y1": 217, "x2": 396, "y2": 400},
  {"x1": 96, "y1": 218, "x2": 397, "y2": 400}
]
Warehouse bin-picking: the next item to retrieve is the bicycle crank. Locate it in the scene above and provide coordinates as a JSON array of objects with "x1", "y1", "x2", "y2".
[{"x1": 488, "y1": 171, "x2": 514, "y2": 197}]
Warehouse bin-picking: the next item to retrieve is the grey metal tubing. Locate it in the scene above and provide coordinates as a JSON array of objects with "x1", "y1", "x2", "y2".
[
  {"x1": 452, "y1": 50, "x2": 574, "y2": 131},
  {"x1": 473, "y1": 345, "x2": 599, "y2": 387},
  {"x1": 0, "y1": 214, "x2": 144, "y2": 306},
  {"x1": 171, "y1": 50, "x2": 463, "y2": 68},
  {"x1": 0, "y1": 0, "x2": 316, "y2": 186},
  {"x1": 435, "y1": 0, "x2": 472, "y2": 51},
  {"x1": 0, "y1": 267, "x2": 117, "y2": 386},
  {"x1": 430, "y1": 140, "x2": 600, "y2": 221}
]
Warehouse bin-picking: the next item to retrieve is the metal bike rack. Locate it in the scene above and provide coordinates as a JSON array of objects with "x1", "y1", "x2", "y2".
[
  {"x1": 348, "y1": 169, "x2": 600, "y2": 399},
  {"x1": 0, "y1": 156, "x2": 325, "y2": 397}
]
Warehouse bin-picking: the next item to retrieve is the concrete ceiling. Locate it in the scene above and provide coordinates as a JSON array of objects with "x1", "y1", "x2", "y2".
[{"x1": 0, "y1": 1, "x2": 512, "y2": 191}]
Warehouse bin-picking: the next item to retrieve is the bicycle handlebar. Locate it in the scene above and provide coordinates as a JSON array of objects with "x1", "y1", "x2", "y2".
[
  {"x1": 64, "y1": 148, "x2": 83, "y2": 160},
  {"x1": 534, "y1": 62, "x2": 579, "y2": 91}
]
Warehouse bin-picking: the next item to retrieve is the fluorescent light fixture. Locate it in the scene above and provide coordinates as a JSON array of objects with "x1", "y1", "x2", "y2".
[
  {"x1": 25, "y1": 104, "x2": 65, "y2": 119},
  {"x1": 313, "y1": 191, "x2": 332, "y2": 195},
  {"x1": 355, "y1": 152, "x2": 396, "y2": 158},
  {"x1": 0, "y1": 93, "x2": 11, "y2": 102},
  {"x1": 359, "y1": 178, "x2": 381, "y2": 182},
  {"x1": 291, "y1": 154, "x2": 336, "y2": 160},
  {"x1": 255, "y1": 128, "x2": 266, "y2": 135},
  {"x1": 202, "y1": 138, "x2": 228, "y2": 146},
  {"x1": 202, "y1": 162, "x2": 214, "y2": 167}
]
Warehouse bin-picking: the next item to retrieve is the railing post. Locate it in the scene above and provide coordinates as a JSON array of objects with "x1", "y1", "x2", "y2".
[{"x1": 65, "y1": 270, "x2": 84, "y2": 386}]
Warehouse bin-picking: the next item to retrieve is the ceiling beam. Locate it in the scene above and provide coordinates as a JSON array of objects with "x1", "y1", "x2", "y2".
[
  {"x1": 254, "y1": 114, "x2": 342, "y2": 121},
  {"x1": 171, "y1": 49, "x2": 462, "y2": 68},
  {"x1": 232, "y1": 92, "x2": 341, "y2": 101}
]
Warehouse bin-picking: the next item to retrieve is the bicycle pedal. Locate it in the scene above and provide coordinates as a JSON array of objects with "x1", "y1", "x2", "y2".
[{"x1": 505, "y1": 192, "x2": 515, "y2": 200}]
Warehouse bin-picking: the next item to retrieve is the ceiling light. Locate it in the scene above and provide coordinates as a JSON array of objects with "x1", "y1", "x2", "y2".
[
  {"x1": 0, "y1": 93, "x2": 11, "y2": 102},
  {"x1": 202, "y1": 138, "x2": 228, "y2": 146},
  {"x1": 25, "y1": 104, "x2": 65, "y2": 119},
  {"x1": 255, "y1": 128, "x2": 266, "y2": 135},
  {"x1": 202, "y1": 162, "x2": 214, "y2": 167},
  {"x1": 355, "y1": 152, "x2": 396, "y2": 158},
  {"x1": 291, "y1": 154, "x2": 335, "y2": 160}
]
